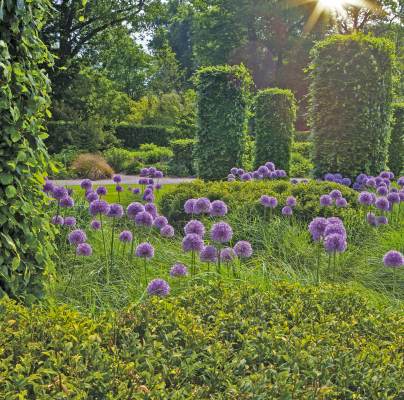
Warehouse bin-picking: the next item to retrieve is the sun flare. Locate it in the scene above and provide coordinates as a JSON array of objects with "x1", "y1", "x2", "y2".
[{"x1": 318, "y1": 0, "x2": 346, "y2": 12}]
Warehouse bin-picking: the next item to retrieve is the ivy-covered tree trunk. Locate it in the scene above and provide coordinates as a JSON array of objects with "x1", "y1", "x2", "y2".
[
  {"x1": 0, "y1": 0, "x2": 55, "y2": 302},
  {"x1": 388, "y1": 103, "x2": 404, "y2": 176}
]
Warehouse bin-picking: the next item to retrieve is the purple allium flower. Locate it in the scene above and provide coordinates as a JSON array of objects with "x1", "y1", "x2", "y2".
[
  {"x1": 155, "y1": 183, "x2": 162, "y2": 190},
  {"x1": 132, "y1": 187, "x2": 141, "y2": 195},
  {"x1": 324, "y1": 233, "x2": 347, "y2": 253},
  {"x1": 86, "y1": 191, "x2": 99, "y2": 202},
  {"x1": 89, "y1": 200, "x2": 110, "y2": 216},
  {"x1": 90, "y1": 220, "x2": 101, "y2": 230},
  {"x1": 387, "y1": 192, "x2": 400, "y2": 204},
  {"x1": 281, "y1": 206, "x2": 293, "y2": 216},
  {"x1": 383, "y1": 250, "x2": 403, "y2": 268},
  {"x1": 380, "y1": 171, "x2": 391, "y2": 179},
  {"x1": 96, "y1": 186, "x2": 107, "y2": 196},
  {"x1": 334, "y1": 173, "x2": 343, "y2": 180},
  {"x1": 143, "y1": 193, "x2": 155, "y2": 203},
  {"x1": 336, "y1": 198, "x2": 348, "y2": 208},
  {"x1": 330, "y1": 190, "x2": 342, "y2": 200},
  {"x1": 376, "y1": 186, "x2": 389, "y2": 196},
  {"x1": 236, "y1": 168, "x2": 245, "y2": 176},
  {"x1": 60, "y1": 196, "x2": 74, "y2": 208},
  {"x1": 138, "y1": 178, "x2": 148, "y2": 185},
  {"x1": 227, "y1": 174, "x2": 236, "y2": 182},
  {"x1": 52, "y1": 186, "x2": 68, "y2": 200},
  {"x1": 160, "y1": 224, "x2": 175, "y2": 238},
  {"x1": 260, "y1": 195, "x2": 278, "y2": 208},
  {"x1": 184, "y1": 199, "x2": 196, "y2": 214},
  {"x1": 241, "y1": 173, "x2": 252, "y2": 181},
  {"x1": 367, "y1": 212, "x2": 377, "y2": 226},
  {"x1": 320, "y1": 194, "x2": 333, "y2": 207},
  {"x1": 135, "y1": 211, "x2": 153, "y2": 227},
  {"x1": 107, "y1": 203, "x2": 124, "y2": 218},
  {"x1": 184, "y1": 220, "x2": 205, "y2": 237},
  {"x1": 383, "y1": 178, "x2": 391, "y2": 187},
  {"x1": 182, "y1": 233, "x2": 204, "y2": 253},
  {"x1": 233, "y1": 241, "x2": 253, "y2": 258},
  {"x1": 397, "y1": 177, "x2": 404, "y2": 187},
  {"x1": 399, "y1": 191, "x2": 404, "y2": 201},
  {"x1": 230, "y1": 167, "x2": 238, "y2": 175},
  {"x1": 376, "y1": 215, "x2": 388, "y2": 225},
  {"x1": 324, "y1": 223, "x2": 346, "y2": 239},
  {"x1": 113, "y1": 175, "x2": 122, "y2": 183},
  {"x1": 200, "y1": 245, "x2": 218, "y2": 262},
  {"x1": 276, "y1": 170, "x2": 287, "y2": 178},
  {"x1": 43, "y1": 180, "x2": 54, "y2": 193},
  {"x1": 148, "y1": 167, "x2": 157, "y2": 176},
  {"x1": 352, "y1": 183, "x2": 362, "y2": 191},
  {"x1": 140, "y1": 168, "x2": 149, "y2": 177},
  {"x1": 143, "y1": 188, "x2": 153, "y2": 196},
  {"x1": 64, "y1": 216, "x2": 76, "y2": 227},
  {"x1": 127, "y1": 202, "x2": 145, "y2": 218},
  {"x1": 258, "y1": 166, "x2": 269, "y2": 176},
  {"x1": 135, "y1": 242, "x2": 154, "y2": 259},
  {"x1": 115, "y1": 185, "x2": 123, "y2": 193},
  {"x1": 308, "y1": 217, "x2": 328, "y2": 241},
  {"x1": 144, "y1": 203, "x2": 158, "y2": 218},
  {"x1": 210, "y1": 200, "x2": 228, "y2": 217},
  {"x1": 326, "y1": 217, "x2": 343, "y2": 226},
  {"x1": 265, "y1": 162, "x2": 275, "y2": 171},
  {"x1": 119, "y1": 230, "x2": 133, "y2": 242},
  {"x1": 341, "y1": 178, "x2": 351, "y2": 186},
  {"x1": 68, "y1": 229, "x2": 87, "y2": 245},
  {"x1": 358, "y1": 191, "x2": 375, "y2": 206},
  {"x1": 375, "y1": 197, "x2": 390, "y2": 211},
  {"x1": 211, "y1": 222, "x2": 233, "y2": 243},
  {"x1": 356, "y1": 173, "x2": 368, "y2": 184},
  {"x1": 291, "y1": 178, "x2": 298, "y2": 185},
  {"x1": 80, "y1": 179, "x2": 92, "y2": 191},
  {"x1": 170, "y1": 263, "x2": 188, "y2": 277},
  {"x1": 154, "y1": 170, "x2": 164, "y2": 179},
  {"x1": 76, "y1": 243, "x2": 92, "y2": 256},
  {"x1": 220, "y1": 247, "x2": 236, "y2": 262},
  {"x1": 324, "y1": 173, "x2": 335, "y2": 182},
  {"x1": 153, "y1": 216, "x2": 168, "y2": 229},
  {"x1": 51, "y1": 215, "x2": 64, "y2": 225},
  {"x1": 194, "y1": 198, "x2": 211, "y2": 214},
  {"x1": 147, "y1": 279, "x2": 170, "y2": 297},
  {"x1": 147, "y1": 178, "x2": 154, "y2": 185},
  {"x1": 286, "y1": 196, "x2": 297, "y2": 208}
]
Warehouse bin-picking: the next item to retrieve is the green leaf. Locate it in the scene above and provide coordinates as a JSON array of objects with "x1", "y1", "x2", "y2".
[{"x1": 5, "y1": 185, "x2": 17, "y2": 198}]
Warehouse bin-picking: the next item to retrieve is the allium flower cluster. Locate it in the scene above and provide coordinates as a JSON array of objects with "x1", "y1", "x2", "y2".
[
  {"x1": 210, "y1": 200, "x2": 228, "y2": 217},
  {"x1": 160, "y1": 224, "x2": 175, "y2": 238},
  {"x1": 135, "y1": 242, "x2": 154, "y2": 259},
  {"x1": 89, "y1": 200, "x2": 110, "y2": 216},
  {"x1": 182, "y1": 233, "x2": 204, "y2": 252},
  {"x1": 119, "y1": 230, "x2": 133, "y2": 242},
  {"x1": 147, "y1": 279, "x2": 170, "y2": 296},
  {"x1": 64, "y1": 216, "x2": 76, "y2": 227},
  {"x1": 233, "y1": 241, "x2": 253, "y2": 258},
  {"x1": 170, "y1": 263, "x2": 188, "y2": 277},
  {"x1": 153, "y1": 216, "x2": 168, "y2": 229},
  {"x1": 260, "y1": 195, "x2": 278, "y2": 208},
  {"x1": 220, "y1": 247, "x2": 236, "y2": 262},
  {"x1": 184, "y1": 220, "x2": 205, "y2": 237},
  {"x1": 76, "y1": 243, "x2": 92, "y2": 256},
  {"x1": 135, "y1": 211, "x2": 153, "y2": 227},
  {"x1": 200, "y1": 245, "x2": 218, "y2": 262},
  {"x1": 210, "y1": 222, "x2": 233, "y2": 243},
  {"x1": 68, "y1": 229, "x2": 87, "y2": 245},
  {"x1": 107, "y1": 203, "x2": 124, "y2": 218},
  {"x1": 383, "y1": 250, "x2": 404, "y2": 268},
  {"x1": 194, "y1": 197, "x2": 211, "y2": 214}
]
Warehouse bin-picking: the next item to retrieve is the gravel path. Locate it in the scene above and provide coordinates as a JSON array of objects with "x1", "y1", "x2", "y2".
[{"x1": 51, "y1": 175, "x2": 195, "y2": 186}]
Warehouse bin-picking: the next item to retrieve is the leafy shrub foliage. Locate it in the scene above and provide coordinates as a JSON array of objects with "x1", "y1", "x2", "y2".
[
  {"x1": 194, "y1": 64, "x2": 252, "y2": 180},
  {"x1": 292, "y1": 141, "x2": 313, "y2": 159},
  {"x1": 291, "y1": 152, "x2": 314, "y2": 177},
  {"x1": 71, "y1": 154, "x2": 114, "y2": 179},
  {"x1": 1, "y1": 282, "x2": 402, "y2": 398},
  {"x1": 103, "y1": 147, "x2": 134, "y2": 172},
  {"x1": 168, "y1": 139, "x2": 196, "y2": 176},
  {"x1": 309, "y1": 34, "x2": 395, "y2": 178},
  {"x1": 295, "y1": 130, "x2": 311, "y2": 142},
  {"x1": 388, "y1": 103, "x2": 404, "y2": 175},
  {"x1": 254, "y1": 88, "x2": 297, "y2": 173},
  {"x1": 0, "y1": 0, "x2": 55, "y2": 301}
]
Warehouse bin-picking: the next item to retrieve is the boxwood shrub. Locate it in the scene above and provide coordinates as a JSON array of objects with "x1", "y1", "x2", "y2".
[
  {"x1": 388, "y1": 103, "x2": 404, "y2": 176},
  {"x1": 115, "y1": 124, "x2": 176, "y2": 148}
]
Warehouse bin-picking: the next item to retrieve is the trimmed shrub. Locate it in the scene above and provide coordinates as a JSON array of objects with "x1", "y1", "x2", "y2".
[
  {"x1": 71, "y1": 154, "x2": 114, "y2": 179},
  {"x1": 194, "y1": 64, "x2": 253, "y2": 180},
  {"x1": 104, "y1": 147, "x2": 134, "y2": 172},
  {"x1": 309, "y1": 34, "x2": 395, "y2": 178},
  {"x1": 168, "y1": 139, "x2": 196, "y2": 177},
  {"x1": 295, "y1": 130, "x2": 311, "y2": 142},
  {"x1": 0, "y1": 0, "x2": 55, "y2": 301},
  {"x1": 292, "y1": 141, "x2": 313, "y2": 159},
  {"x1": 388, "y1": 103, "x2": 404, "y2": 175},
  {"x1": 254, "y1": 88, "x2": 297, "y2": 173},
  {"x1": 115, "y1": 124, "x2": 176, "y2": 148},
  {"x1": 291, "y1": 152, "x2": 314, "y2": 178}
]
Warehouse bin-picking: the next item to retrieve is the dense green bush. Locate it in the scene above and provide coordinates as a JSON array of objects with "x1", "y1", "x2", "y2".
[
  {"x1": 254, "y1": 88, "x2": 296, "y2": 173},
  {"x1": 168, "y1": 139, "x2": 196, "y2": 176},
  {"x1": 194, "y1": 64, "x2": 252, "y2": 180},
  {"x1": 115, "y1": 124, "x2": 176, "y2": 149},
  {"x1": 292, "y1": 141, "x2": 313, "y2": 159},
  {"x1": 104, "y1": 147, "x2": 134, "y2": 172},
  {"x1": 309, "y1": 34, "x2": 395, "y2": 178},
  {"x1": 0, "y1": 0, "x2": 55, "y2": 301},
  {"x1": 48, "y1": 147, "x2": 81, "y2": 179},
  {"x1": 290, "y1": 152, "x2": 314, "y2": 178},
  {"x1": 388, "y1": 103, "x2": 404, "y2": 175},
  {"x1": 295, "y1": 130, "x2": 311, "y2": 142},
  {"x1": 1, "y1": 282, "x2": 402, "y2": 398}
]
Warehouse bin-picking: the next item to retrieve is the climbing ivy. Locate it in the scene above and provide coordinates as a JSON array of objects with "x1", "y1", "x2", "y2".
[{"x1": 388, "y1": 103, "x2": 404, "y2": 176}]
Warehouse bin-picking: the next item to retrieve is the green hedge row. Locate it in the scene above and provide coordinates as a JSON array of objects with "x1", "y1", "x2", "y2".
[
  {"x1": 168, "y1": 139, "x2": 196, "y2": 177},
  {"x1": 388, "y1": 103, "x2": 404, "y2": 176}
]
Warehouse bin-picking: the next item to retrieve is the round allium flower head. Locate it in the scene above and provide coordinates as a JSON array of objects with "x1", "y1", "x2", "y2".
[
  {"x1": 258, "y1": 165, "x2": 269, "y2": 176},
  {"x1": 281, "y1": 206, "x2": 293, "y2": 216},
  {"x1": 375, "y1": 197, "x2": 390, "y2": 211},
  {"x1": 182, "y1": 233, "x2": 204, "y2": 253},
  {"x1": 380, "y1": 171, "x2": 391, "y2": 179},
  {"x1": 383, "y1": 250, "x2": 404, "y2": 268},
  {"x1": 286, "y1": 196, "x2": 297, "y2": 208},
  {"x1": 320, "y1": 194, "x2": 333, "y2": 207},
  {"x1": 324, "y1": 233, "x2": 347, "y2": 253},
  {"x1": 291, "y1": 178, "x2": 298, "y2": 185},
  {"x1": 52, "y1": 186, "x2": 68, "y2": 200},
  {"x1": 220, "y1": 247, "x2": 236, "y2": 262},
  {"x1": 76, "y1": 243, "x2": 92, "y2": 256},
  {"x1": 387, "y1": 192, "x2": 400, "y2": 204},
  {"x1": 60, "y1": 196, "x2": 74, "y2": 208},
  {"x1": 113, "y1": 175, "x2": 122, "y2": 183},
  {"x1": 127, "y1": 202, "x2": 145, "y2": 218},
  {"x1": 228, "y1": 174, "x2": 236, "y2": 182},
  {"x1": 376, "y1": 186, "x2": 388, "y2": 196},
  {"x1": 326, "y1": 217, "x2": 343, "y2": 226},
  {"x1": 399, "y1": 191, "x2": 404, "y2": 202},
  {"x1": 135, "y1": 211, "x2": 153, "y2": 227},
  {"x1": 119, "y1": 230, "x2": 133, "y2": 243},
  {"x1": 336, "y1": 198, "x2": 348, "y2": 208},
  {"x1": 80, "y1": 179, "x2": 92, "y2": 191},
  {"x1": 143, "y1": 187, "x2": 153, "y2": 197},
  {"x1": 155, "y1": 183, "x2": 162, "y2": 190},
  {"x1": 308, "y1": 217, "x2": 328, "y2": 241},
  {"x1": 230, "y1": 167, "x2": 238, "y2": 175},
  {"x1": 184, "y1": 220, "x2": 205, "y2": 237},
  {"x1": 96, "y1": 186, "x2": 107, "y2": 196},
  {"x1": 236, "y1": 168, "x2": 245, "y2": 176},
  {"x1": 51, "y1": 215, "x2": 64, "y2": 225},
  {"x1": 367, "y1": 212, "x2": 377, "y2": 226},
  {"x1": 334, "y1": 173, "x2": 343, "y2": 180},
  {"x1": 148, "y1": 167, "x2": 157, "y2": 176},
  {"x1": 324, "y1": 223, "x2": 346, "y2": 239},
  {"x1": 135, "y1": 242, "x2": 154, "y2": 259},
  {"x1": 330, "y1": 190, "x2": 342, "y2": 200},
  {"x1": 68, "y1": 229, "x2": 87, "y2": 245},
  {"x1": 241, "y1": 173, "x2": 252, "y2": 181},
  {"x1": 143, "y1": 193, "x2": 155, "y2": 203},
  {"x1": 210, "y1": 200, "x2": 228, "y2": 217},
  {"x1": 356, "y1": 173, "x2": 368, "y2": 184},
  {"x1": 107, "y1": 203, "x2": 124, "y2": 218},
  {"x1": 144, "y1": 203, "x2": 157, "y2": 218},
  {"x1": 153, "y1": 216, "x2": 168, "y2": 229},
  {"x1": 148, "y1": 178, "x2": 154, "y2": 185},
  {"x1": 397, "y1": 176, "x2": 404, "y2": 187},
  {"x1": 89, "y1": 200, "x2": 110, "y2": 216},
  {"x1": 86, "y1": 191, "x2": 99, "y2": 202},
  {"x1": 265, "y1": 162, "x2": 275, "y2": 171},
  {"x1": 200, "y1": 245, "x2": 218, "y2": 262},
  {"x1": 211, "y1": 222, "x2": 233, "y2": 243},
  {"x1": 154, "y1": 170, "x2": 164, "y2": 179},
  {"x1": 132, "y1": 187, "x2": 141, "y2": 195},
  {"x1": 194, "y1": 198, "x2": 211, "y2": 214},
  {"x1": 170, "y1": 263, "x2": 188, "y2": 277},
  {"x1": 324, "y1": 173, "x2": 335, "y2": 182},
  {"x1": 147, "y1": 279, "x2": 170, "y2": 297},
  {"x1": 376, "y1": 215, "x2": 388, "y2": 225},
  {"x1": 140, "y1": 168, "x2": 149, "y2": 177},
  {"x1": 234, "y1": 241, "x2": 253, "y2": 258},
  {"x1": 64, "y1": 216, "x2": 76, "y2": 227},
  {"x1": 383, "y1": 178, "x2": 391, "y2": 187},
  {"x1": 115, "y1": 185, "x2": 123, "y2": 193},
  {"x1": 43, "y1": 180, "x2": 54, "y2": 193},
  {"x1": 138, "y1": 178, "x2": 148, "y2": 185},
  {"x1": 358, "y1": 191, "x2": 375, "y2": 206},
  {"x1": 341, "y1": 178, "x2": 351, "y2": 186},
  {"x1": 276, "y1": 170, "x2": 287, "y2": 178},
  {"x1": 184, "y1": 198, "x2": 196, "y2": 214},
  {"x1": 90, "y1": 220, "x2": 101, "y2": 230},
  {"x1": 160, "y1": 224, "x2": 175, "y2": 238},
  {"x1": 352, "y1": 183, "x2": 362, "y2": 191}
]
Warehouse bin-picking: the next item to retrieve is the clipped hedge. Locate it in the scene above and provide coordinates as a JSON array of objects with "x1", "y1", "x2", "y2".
[
  {"x1": 309, "y1": 34, "x2": 395, "y2": 178},
  {"x1": 115, "y1": 124, "x2": 176, "y2": 149},
  {"x1": 0, "y1": 0, "x2": 55, "y2": 301},
  {"x1": 388, "y1": 103, "x2": 404, "y2": 175},
  {"x1": 194, "y1": 64, "x2": 252, "y2": 180},
  {"x1": 1, "y1": 282, "x2": 402, "y2": 398},
  {"x1": 168, "y1": 138, "x2": 196, "y2": 177},
  {"x1": 254, "y1": 88, "x2": 296, "y2": 173},
  {"x1": 295, "y1": 130, "x2": 311, "y2": 142}
]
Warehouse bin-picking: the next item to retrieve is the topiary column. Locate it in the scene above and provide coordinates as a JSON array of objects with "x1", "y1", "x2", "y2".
[
  {"x1": 388, "y1": 103, "x2": 404, "y2": 176},
  {"x1": 0, "y1": 0, "x2": 55, "y2": 301},
  {"x1": 194, "y1": 65, "x2": 252, "y2": 180},
  {"x1": 309, "y1": 34, "x2": 395, "y2": 179},
  {"x1": 254, "y1": 88, "x2": 296, "y2": 173}
]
